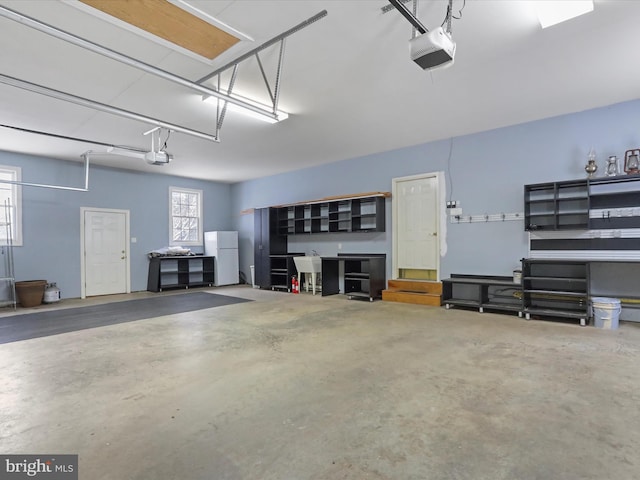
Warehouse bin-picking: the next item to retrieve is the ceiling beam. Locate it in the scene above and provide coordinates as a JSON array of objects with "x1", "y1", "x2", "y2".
[
  {"x1": 0, "y1": 73, "x2": 219, "y2": 143},
  {"x1": 0, "y1": 4, "x2": 279, "y2": 121},
  {"x1": 195, "y1": 10, "x2": 327, "y2": 84}
]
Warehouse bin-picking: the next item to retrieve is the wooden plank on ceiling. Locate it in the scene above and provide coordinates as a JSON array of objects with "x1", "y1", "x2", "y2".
[{"x1": 80, "y1": 0, "x2": 240, "y2": 60}]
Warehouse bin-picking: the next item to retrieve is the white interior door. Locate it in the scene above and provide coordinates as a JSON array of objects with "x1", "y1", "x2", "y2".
[
  {"x1": 82, "y1": 208, "x2": 130, "y2": 297},
  {"x1": 393, "y1": 173, "x2": 441, "y2": 278}
]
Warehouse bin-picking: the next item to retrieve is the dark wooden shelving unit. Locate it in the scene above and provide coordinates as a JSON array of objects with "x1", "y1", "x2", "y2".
[
  {"x1": 275, "y1": 195, "x2": 386, "y2": 235},
  {"x1": 321, "y1": 254, "x2": 386, "y2": 301},
  {"x1": 442, "y1": 275, "x2": 522, "y2": 314},
  {"x1": 254, "y1": 207, "x2": 288, "y2": 290},
  {"x1": 269, "y1": 254, "x2": 303, "y2": 292},
  {"x1": 521, "y1": 259, "x2": 589, "y2": 326},
  {"x1": 525, "y1": 175, "x2": 640, "y2": 232},
  {"x1": 524, "y1": 180, "x2": 589, "y2": 231},
  {"x1": 147, "y1": 256, "x2": 215, "y2": 292},
  {"x1": 255, "y1": 193, "x2": 388, "y2": 295},
  {"x1": 588, "y1": 175, "x2": 640, "y2": 229}
]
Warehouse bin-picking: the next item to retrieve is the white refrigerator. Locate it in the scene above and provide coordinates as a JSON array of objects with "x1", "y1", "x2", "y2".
[{"x1": 204, "y1": 231, "x2": 239, "y2": 286}]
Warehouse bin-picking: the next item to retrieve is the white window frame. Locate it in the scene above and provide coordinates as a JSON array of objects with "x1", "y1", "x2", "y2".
[
  {"x1": 0, "y1": 165, "x2": 23, "y2": 247},
  {"x1": 169, "y1": 186, "x2": 203, "y2": 246}
]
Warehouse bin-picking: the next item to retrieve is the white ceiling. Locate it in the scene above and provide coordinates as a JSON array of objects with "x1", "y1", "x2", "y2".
[{"x1": 1, "y1": 0, "x2": 639, "y2": 183}]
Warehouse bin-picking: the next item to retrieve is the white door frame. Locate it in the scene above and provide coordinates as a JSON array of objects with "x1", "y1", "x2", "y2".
[
  {"x1": 80, "y1": 207, "x2": 131, "y2": 299},
  {"x1": 391, "y1": 171, "x2": 446, "y2": 281}
]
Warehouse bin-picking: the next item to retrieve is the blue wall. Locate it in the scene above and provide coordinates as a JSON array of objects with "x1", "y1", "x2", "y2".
[
  {"x1": 0, "y1": 151, "x2": 232, "y2": 298},
  {"x1": 231, "y1": 99, "x2": 640, "y2": 280},
  {"x1": 2, "y1": 99, "x2": 638, "y2": 299}
]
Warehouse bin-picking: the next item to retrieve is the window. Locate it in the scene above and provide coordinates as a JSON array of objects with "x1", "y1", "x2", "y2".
[
  {"x1": 169, "y1": 186, "x2": 202, "y2": 246},
  {"x1": 0, "y1": 165, "x2": 22, "y2": 246}
]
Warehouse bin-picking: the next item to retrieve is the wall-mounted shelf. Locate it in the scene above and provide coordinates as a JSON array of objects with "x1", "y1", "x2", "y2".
[
  {"x1": 525, "y1": 175, "x2": 640, "y2": 232},
  {"x1": 589, "y1": 175, "x2": 640, "y2": 229},
  {"x1": 275, "y1": 194, "x2": 387, "y2": 235},
  {"x1": 524, "y1": 180, "x2": 589, "y2": 231}
]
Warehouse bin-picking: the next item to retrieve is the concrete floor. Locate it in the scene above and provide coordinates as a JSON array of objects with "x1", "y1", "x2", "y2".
[{"x1": 1, "y1": 286, "x2": 640, "y2": 480}]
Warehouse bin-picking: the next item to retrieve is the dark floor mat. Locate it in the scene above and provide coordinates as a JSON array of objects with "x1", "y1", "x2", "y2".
[{"x1": 0, "y1": 292, "x2": 251, "y2": 344}]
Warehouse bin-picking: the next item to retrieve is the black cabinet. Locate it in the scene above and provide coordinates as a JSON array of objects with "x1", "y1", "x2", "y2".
[
  {"x1": 147, "y1": 256, "x2": 214, "y2": 292},
  {"x1": 524, "y1": 180, "x2": 589, "y2": 231},
  {"x1": 276, "y1": 195, "x2": 385, "y2": 235},
  {"x1": 521, "y1": 259, "x2": 589, "y2": 325},
  {"x1": 269, "y1": 254, "x2": 303, "y2": 291},
  {"x1": 442, "y1": 275, "x2": 522, "y2": 314},
  {"x1": 321, "y1": 254, "x2": 386, "y2": 301},
  {"x1": 525, "y1": 175, "x2": 640, "y2": 231},
  {"x1": 254, "y1": 207, "x2": 287, "y2": 289},
  {"x1": 588, "y1": 175, "x2": 640, "y2": 229}
]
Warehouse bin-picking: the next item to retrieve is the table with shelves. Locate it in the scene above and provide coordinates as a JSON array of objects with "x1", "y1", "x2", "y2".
[
  {"x1": 147, "y1": 256, "x2": 215, "y2": 292},
  {"x1": 321, "y1": 254, "x2": 386, "y2": 301},
  {"x1": 269, "y1": 254, "x2": 304, "y2": 292},
  {"x1": 442, "y1": 275, "x2": 522, "y2": 314}
]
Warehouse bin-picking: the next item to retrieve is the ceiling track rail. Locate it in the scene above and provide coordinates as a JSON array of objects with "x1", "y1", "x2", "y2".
[
  {"x1": 0, "y1": 123, "x2": 146, "y2": 152},
  {"x1": 381, "y1": 0, "x2": 411, "y2": 14},
  {"x1": 387, "y1": 0, "x2": 428, "y2": 34},
  {"x1": 0, "y1": 4, "x2": 281, "y2": 122},
  {"x1": 0, "y1": 73, "x2": 218, "y2": 143},
  {"x1": 0, "y1": 151, "x2": 91, "y2": 192}
]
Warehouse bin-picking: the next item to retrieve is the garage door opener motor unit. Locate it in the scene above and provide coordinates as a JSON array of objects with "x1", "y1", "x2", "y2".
[
  {"x1": 410, "y1": 27, "x2": 455, "y2": 70},
  {"x1": 388, "y1": 0, "x2": 458, "y2": 71}
]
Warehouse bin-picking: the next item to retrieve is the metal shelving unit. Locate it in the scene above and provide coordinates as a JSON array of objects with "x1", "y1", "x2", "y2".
[
  {"x1": 442, "y1": 275, "x2": 522, "y2": 315},
  {"x1": 521, "y1": 259, "x2": 589, "y2": 326}
]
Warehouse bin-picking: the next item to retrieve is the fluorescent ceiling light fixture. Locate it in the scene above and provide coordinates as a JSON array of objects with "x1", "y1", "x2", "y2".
[
  {"x1": 534, "y1": 1, "x2": 594, "y2": 28},
  {"x1": 106, "y1": 147, "x2": 173, "y2": 165},
  {"x1": 202, "y1": 93, "x2": 289, "y2": 124}
]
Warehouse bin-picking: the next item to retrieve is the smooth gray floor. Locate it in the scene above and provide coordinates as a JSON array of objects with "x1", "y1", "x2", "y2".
[{"x1": 1, "y1": 286, "x2": 639, "y2": 480}]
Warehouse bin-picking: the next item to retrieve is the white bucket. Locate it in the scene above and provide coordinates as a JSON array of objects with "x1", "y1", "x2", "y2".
[
  {"x1": 513, "y1": 269, "x2": 522, "y2": 284},
  {"x1": 592, "y1": 297, "x2": 621, "y2": 330}
]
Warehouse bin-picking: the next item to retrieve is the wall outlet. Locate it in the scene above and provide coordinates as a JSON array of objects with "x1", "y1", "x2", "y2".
[
  {"x1": 337, "y1": 243, "x2": 342, "y2": 250},
  {"x1": 449, "y1": 208, "x2": 462, "y2": 216}
]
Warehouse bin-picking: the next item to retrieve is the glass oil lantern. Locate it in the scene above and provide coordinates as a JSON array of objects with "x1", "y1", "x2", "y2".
[
  {"x1": 605, "y1": 155, "x2": 619, "y2": 176},
  {"x1": 585, "y1": 148, "x2": 598, "y2": 178},
  {"x1": 624, "y1": 149, "x2": 640, "y2": 174}
]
